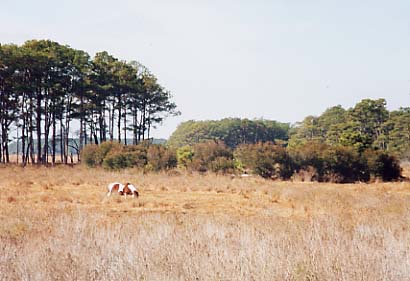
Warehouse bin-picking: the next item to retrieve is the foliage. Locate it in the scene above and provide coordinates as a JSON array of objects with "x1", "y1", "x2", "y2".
[
  {"x1": 147, "y1": 144, "x2": 177, "y2": 171},
  {"x1": 235, "y1": 142, "x2": 294, "y2": 179},
  {"x1": 82, "y1": 141, "x2": 148, "y2": 170},
  {"x1": 0, "y1": 40, "x2": 179, "y2": 165},
  {"x1": 208, "y1": 157, "x2": 235, "y2": 174},
  {"x1": 176, "y1": 146, "x2": 194, "y2": 168},
  {"x1": 188, "y1": 141, "x2": 234, "y2": 174},
  {"x1": 168, "y1": 118, "x2": 290, "y2": 148},
  {"x1": 290, "y1": 142, "x2": 369, "y2": 183},
  {"x1": 80, "y1": 145, "x2": 100, "y2": 167},
  {"x1": 364, "y1": 149, "x2": 402, "y2": 181},
  {"x1": 289, "y1": 99, "x2": 410, "y2": 159},
  {"x1": 321, "y1": 146, "x2": 370, "y2": 183},
  {"x1": 382, "y1": 108, "x2": 410, "y2": 158},
  {"x1": 288, "y1": 142, "x2": 403, "y2": 183},
  {"x1": 96, "y1": 142, "x2": 123, "y2": 165},
  {"x1": 102, "y1": 152, "x2": 136, "y2": 170}
]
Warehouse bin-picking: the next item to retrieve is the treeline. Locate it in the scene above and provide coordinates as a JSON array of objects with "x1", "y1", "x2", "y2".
[
  {"x1": 167, "y1": 118, "x2": 290, "y2": 148},
  {"x1": 0, "y1": 40, "x2": 179, "y2": 165},
  {"x1": 168, "y1": 99, "x2": 410, "y2": 159},
  {"x1": 289, "y1": 99, "x2": 410, "y2": 158},
  {"x1": 82, "y1": 140, "x2": 401, "y2": 183}
]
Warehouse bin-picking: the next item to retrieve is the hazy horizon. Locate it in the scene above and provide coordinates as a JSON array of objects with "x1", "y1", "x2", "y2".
[{"x1": 2, "y1": 0, "x2": 410, "y2": 138}]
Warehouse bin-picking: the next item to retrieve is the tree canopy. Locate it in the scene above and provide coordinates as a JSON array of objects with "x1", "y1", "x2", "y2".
[
  {"x1": 167, "y1": 118, "x2": 290, "y2": 148},
  {"x1": 289, "y1": 99, "x2": 410, "y2": 158},
  {"x1": 0, "y1": 40, "x2": 179, "y2": 165}
]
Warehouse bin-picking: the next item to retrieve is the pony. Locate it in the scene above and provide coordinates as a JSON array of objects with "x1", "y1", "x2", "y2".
[{"x1": 107, "y1": 182, "x2": 139, "y2": 198}]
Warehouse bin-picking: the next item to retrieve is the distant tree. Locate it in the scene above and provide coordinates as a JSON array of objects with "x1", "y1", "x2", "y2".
[
  {"x1": 383, "y1": 108, "x2": 410, "y2": 157},
  {"x1": 289, "y1": 99, "x2": 392, "y2": 153},
  {"x1": 288, "y1": 116, "x2": 322, "y2": 147},
  {"x1": 348, "y1": 98, "x2": 389, "y2": 150},
  {"x1": 168, "y1": 118, "x2": 289, "y2": 148}
]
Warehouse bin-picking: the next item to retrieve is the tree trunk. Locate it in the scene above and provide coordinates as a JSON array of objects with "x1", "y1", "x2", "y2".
[
  {"x1": 123, "y1": 106, "x2": 127, "y2": 145},
  {"x1": 64, "y1": 97, "x2": 72, "y2": 164},
  {"x1": 52, "y1": 111, "x2": 56, "y2": 165},
  {"x1": 21, "y1": 94, "x2": 27, "y2": 165},
  {"x1": 21, "y1": 118, "x2": 26, "y2": 165},
  {"x1": 0, "y1": 102, "x2": 3, "y2": 164},
  {"x1": 141, "y1": 100, "x2": 146, "y2": 141},
  {"x1": 133, "y1": 109, "x2": 137, "y2": 145},
  {"x1": 60, "y1": 118, "x2": 64, "y2": 163},
  {"x1": 29, "y1": 100, "x2": 35, "y2": 164},
  {"x1": 43, "y1": 92, "x2": 50, "y2": 165},
  {"x1": 79, "y1": 93, "x2": 86, "y2": 153},
  {"x1": 117, "y1": 102, "x2": 121, "y2": 143},
  {"x1": 36, "y1": 90, "x2": 42, "y2": 164}
]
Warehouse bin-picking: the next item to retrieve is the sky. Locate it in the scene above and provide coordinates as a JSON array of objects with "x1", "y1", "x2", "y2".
[{"x1": 1, "y1": 0, "x2": 410, "y2": 138}]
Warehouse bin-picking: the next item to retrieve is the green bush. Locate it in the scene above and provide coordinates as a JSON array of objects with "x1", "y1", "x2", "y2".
[
  {"x1": 96, "y1": 142, "x2": 122, "y2": 163},
  {"x1": 81, "y1": 141, "x2": 148, "y2": 170},
  {"x1": 81, "y1": 142, "x2": 123, "y2": 167},
  {"x1": 102, "y1": 151, "x2": 135, "y2": 170},
  {"x1": 176, "y1": 146, "x2": 194, "y2": 168},
  {"x1": 80, "y1": 144, "x2": 99, "y2": 167},
  {"x1": 122, "y1": 145, "x2": 148, "y2": 168}
]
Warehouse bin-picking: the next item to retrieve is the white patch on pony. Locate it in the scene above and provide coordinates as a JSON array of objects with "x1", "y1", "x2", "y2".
[
  {"x1": 128, "y1": 184, "x2": 138, "y2": 192},
  {"x1": 106, "y1": 182, "x2": 124, "y2": 197}
]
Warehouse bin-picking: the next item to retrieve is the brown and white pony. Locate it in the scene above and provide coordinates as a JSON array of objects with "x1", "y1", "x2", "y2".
[{"x1": 107, "y1": 182, "x2": 139, "y2": 198}]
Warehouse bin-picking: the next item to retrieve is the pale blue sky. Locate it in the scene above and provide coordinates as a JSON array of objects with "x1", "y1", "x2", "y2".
[{"x1": 1, "y1": 0, "x2": 410, "y2": 138}]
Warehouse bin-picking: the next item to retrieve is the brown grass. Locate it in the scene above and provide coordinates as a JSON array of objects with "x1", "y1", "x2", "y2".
[{"x1": 1, "y1": 165, "x2": 410, "y2": 280}]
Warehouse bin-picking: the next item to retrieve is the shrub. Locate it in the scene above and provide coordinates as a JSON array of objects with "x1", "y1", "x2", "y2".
[
  {"x1": 288, "y1": 141, "x2": 328, "y2": 180},
  {"x1": 147, "y1": 145, "x2": 177, "y2": 171},
  {"x1": 176, "y1": 146, "x2": 194, "y2": 168},
  {"x1": 209, "y1": 156, "x2": 235, "y2": 174},
  {"x1": 322, "y1": 146, "x2": 369, "y2": 183},
  {"x1": 80, "y1": 145, "x2": 99, "y2": 167},
  {"x1": 188, "y1": 141, "x2": 233, "y2": 173},
  {"x1": 82, "y1": 142, "x2": 124, "y2": 168},
  {"x1": 289, "y1": 142, "x2": 369, "y2": 183},
  {"x1": 96, "y1": 142, "x2": 122, "y2": 164},
  {"x1": 102, "y1": 152, "x2": 135, "y2": 170},
  {"x1": 81, "y1": 141, "x2": 148, "y2": 170},
  {"x1": 122, "y1": 145, "x2": 148, "y2": 168},
  {"x1": 364, "y1": 149, "x2": 402, "y2": 181},
  {"x1": 235, "y1": 142, "x2": 294, "y2": 179}
]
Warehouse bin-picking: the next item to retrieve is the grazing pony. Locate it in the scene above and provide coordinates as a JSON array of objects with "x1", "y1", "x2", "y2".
[
  {"x1": 119, "y1": 183, "x2": 139, "y2": 198},
  {"x1": 107, "y1": 182, "x2": 139, "y2": 198}
]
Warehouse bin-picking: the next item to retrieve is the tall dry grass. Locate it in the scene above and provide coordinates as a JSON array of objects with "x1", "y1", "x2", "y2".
[{"x1": 1, "y1": 166, "x2": 410, "y2": 280}]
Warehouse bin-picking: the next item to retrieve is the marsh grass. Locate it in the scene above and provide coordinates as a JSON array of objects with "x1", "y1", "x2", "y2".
[{"x1": 1, "y1": 166, "x2": 410, "y2": 280}]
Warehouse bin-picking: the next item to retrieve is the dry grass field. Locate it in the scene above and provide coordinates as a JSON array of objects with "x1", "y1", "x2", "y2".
[{"x1": 1, "y1": 165, "x2": 410, "y2": 280}]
